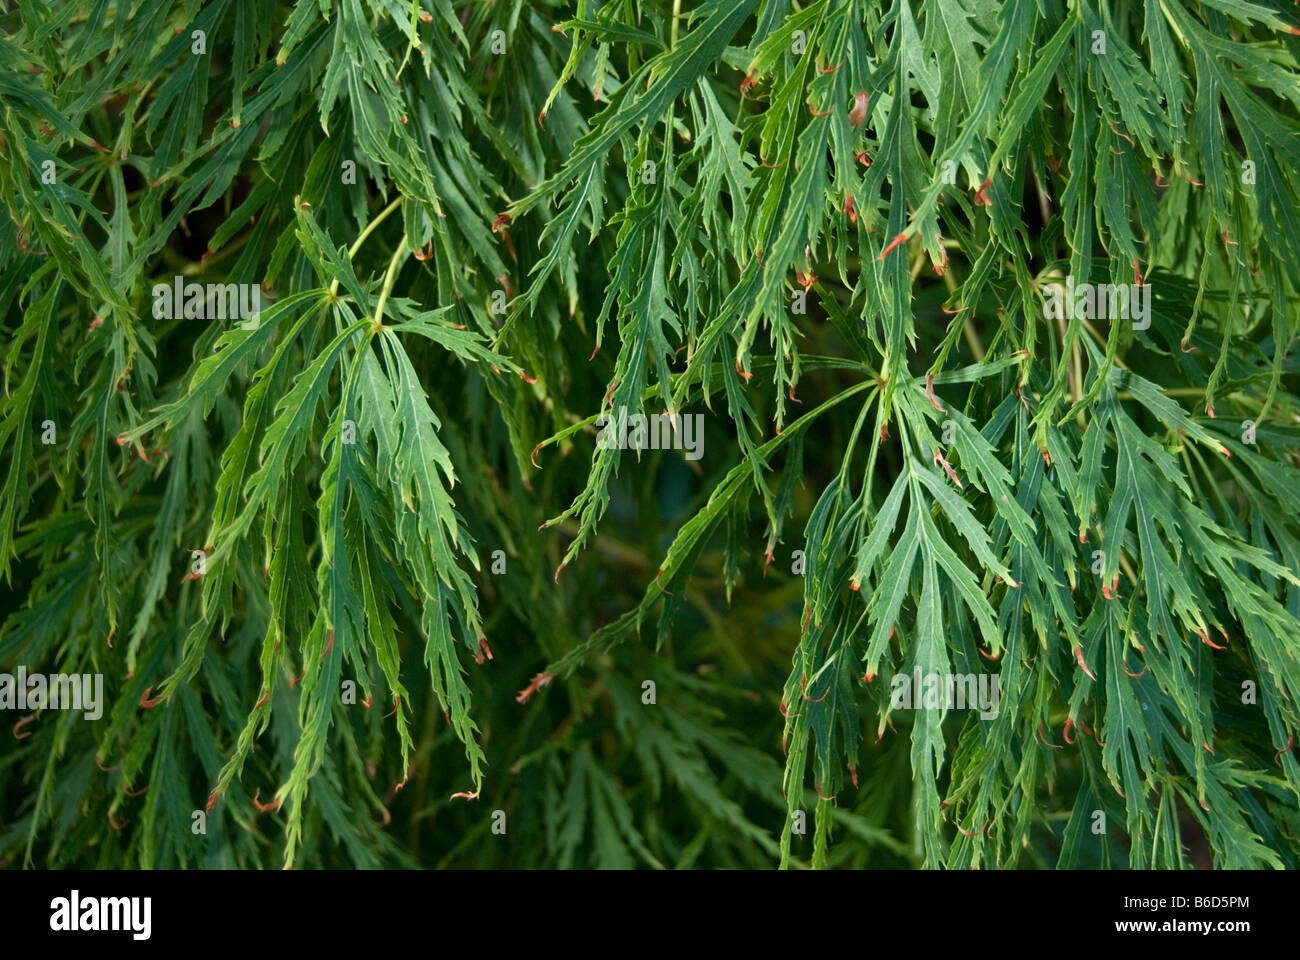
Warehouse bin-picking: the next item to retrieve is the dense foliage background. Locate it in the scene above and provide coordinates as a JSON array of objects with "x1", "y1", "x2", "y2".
[{"x1": 3, "y1": 0, "x2": 1300, "y2": 869}]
